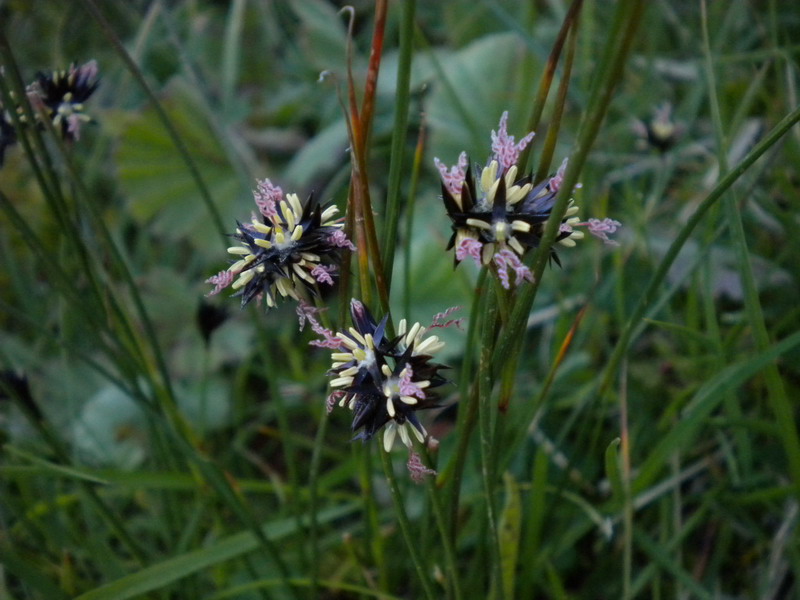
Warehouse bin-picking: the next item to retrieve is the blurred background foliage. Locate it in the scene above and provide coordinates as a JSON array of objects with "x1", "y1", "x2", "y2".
[{"x1": 1, "y1": 0, "x2": 800, "y2": 598}]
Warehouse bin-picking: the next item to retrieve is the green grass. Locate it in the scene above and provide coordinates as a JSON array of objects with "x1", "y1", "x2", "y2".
[{"x1": 2, "y1": 1, "x2": 800, "y2": 598}]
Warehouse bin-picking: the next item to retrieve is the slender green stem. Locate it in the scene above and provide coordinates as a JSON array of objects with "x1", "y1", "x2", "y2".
[
  {"x1": 477, "y1": 292, "x2": 503, "y2": 599},
  {"x1": 382, "y1": 0, "x2": 416, "y2": 286},
  {"x1": 425, "y1": 471, "x2": 463, "y2": 600},
  {"x1": 379, "y1": 449, "x2": 437, "y2": 600},
  {"x1": 308, "y1": 404, "x2": 330, "y2": 600},
  {"x1": 443, "y1": 268, "x2": 489, "y2": 539}
]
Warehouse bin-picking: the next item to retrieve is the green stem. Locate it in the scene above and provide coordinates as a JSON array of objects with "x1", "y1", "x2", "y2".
[
  {"x1": 379, "y1": 449, "x2": 437, "y2": 600},
  {"x1": 477, "y1": 293, "x2": 503, "y2": 599},
  {"x1": 382, "y1": 0, "x2": 416, "y2": 286}
]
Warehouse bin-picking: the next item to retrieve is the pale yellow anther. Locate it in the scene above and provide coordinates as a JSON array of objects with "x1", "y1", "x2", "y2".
[
  {"x1": 254, "y1": 238, "x2": 272, "y2": 249},
  {"x1": 397, "y1": 318, "x2": 408, "y2": 336},
  {"x1": 400, "y1": 395, "x2": 418, "y2": 405},
  {"x1": 386, "y1": 397, "x2": 396, "y2": 418},
  {"x1": 330, "y1": 376, "x2": 354, "y2": 387},
  {"x1": 291, "y1": 225, "x2": 304, "y2": 241},
  {"x1": 287, "y1": 193, "x2": 303, "y2": 218},
  {"x1": 383, "y1": 424, "x2": 397, "y2": 452},
  {"x1": 510, "y1": 237, "x2": 525, "y2": 255},
  {"x1": 293, "y1": 263, "x2": 315, "y2": 283},
  {"x1": 227, "y1": 246, "x2": 250, "y2": 255},
  {"x1": 505, "y1": 165, "x2": 518, "y2": 184},
  {"x1": 416, "y1": 336, "x2": 443, "y2": 355},
  {"x1": 466, "y1": 218, "x2": 492, "y2": 230},
  {"x1": 511, "y1": 220, "x2": 531, "y2": 233},
  {"x1": 406, "y1": 322, "x2": 422, "y2": 345},
  {"x1": 481, "y1": 161, "x2": 499, "y2": 193},
  {"x1": 331, "y1": 352, "x2": 352, "y2": 361},
  {"x1": 252, "y1": 221, "x2": 271, "y2": 234},
  {"x1": 507, "y1": 183, "x2": 532, "y2": 205},
  {"x1": 280, "y1": 201, "x2": 296, "y2": 230},
  {"x1": 348, "y1": 327, "x2": 366, "y2": 345},
  {"x1": 487, "y1": 178, "x2": 500, "y2": 203},
  {"x1": 381, "y1": 364, "x2": 393, "y2": 378},
  {"x1": 274, "y1": 230, "x2": 286, "y2": 245},
  {"x1": 340, "y1": 336, "x2": 360, "y2": 351},
  {"x1": 321, "y1": 206, "x2": 339, "y2": 222},
  {"x1": 232, "y1": 270, "x2": 255, "y2": 289}
]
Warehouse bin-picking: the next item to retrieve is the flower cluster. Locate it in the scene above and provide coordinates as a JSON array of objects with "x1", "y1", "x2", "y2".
[
  {"x1": 0, "y1": 60, "x2": 99, "y2": 166},
  {"x1": 325, "y1": 300, "x2": 449, "y2": 453},
  {"x1": 435, "y1": 111, "x2": 619, "y2": 288},
  {"x1": 207, "y1": 179, "x2": 354, "y2": 308}
]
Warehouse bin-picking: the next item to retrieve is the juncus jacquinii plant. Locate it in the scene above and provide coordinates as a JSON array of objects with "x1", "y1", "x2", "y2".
[
  {"x1": 436, "y1": 111, "x2": 621, "y2": 288},
  {"x1": 206, "y1": 179, "x2": 355, "y2": 308},
  {"x1": 324, "y1": 300, "x2": 452, "y2": 455},
  {"x1": 0, "y1": 59, "x2": 100, "y2": 165}
]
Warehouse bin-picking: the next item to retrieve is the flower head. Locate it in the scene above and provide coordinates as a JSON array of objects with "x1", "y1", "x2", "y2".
[
  {"x1": 435, "y1": 113, "x2": 584, "y2": 281},
  {"x1": 28, "y1": 60, "x2": 99, "y2": 141},
  {"x1": 327, "y1": 300, "x2": 449, "y2": 452},
  {"x1": 206, "y1": 178, "x2": 353, "y2": 308}
]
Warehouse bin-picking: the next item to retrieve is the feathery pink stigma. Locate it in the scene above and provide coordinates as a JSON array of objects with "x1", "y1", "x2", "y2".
[
  {"x1": 328, "y1": 229, "x2": 356, "y2": 251},
  {"x1": 430, "y1": 306, "x2": 463, "y2": 330},
  {"x1": 297, "y1": 301, "x2": 343, "y2": 348},
  {"x1": 586, "y1": 218, "x2": 622, "y2": 246},
  {"x1": 311, "y1": 264, "x2": 337, "y2": 285},
  {"x1": 455, "y1": 237, "x2": 483, "y2": 267},
  {"x1": 253, "y1": 178, "x2": 282, "y2": 219},
  {"x1": 326, "y1": 390, "x2": 345, "y2": 414},
  {"x1": 205, "y1": 270, "x2": 236, "y2": 296},
  {"x1": 491, "y1": 111, "x2": 535, "y2": 171},
  {"x1": 434, "y1": 151, "x2": 468, "y2": 196},
  {"x1": 407, "y1": 452, "x2": 437, "y2": 484},
  {"x1": 493, "y1": 249, "x2": 533, "y2": 289},
  {"x1": 399, "y1": 364, "x2": 426, "y2": 400}
]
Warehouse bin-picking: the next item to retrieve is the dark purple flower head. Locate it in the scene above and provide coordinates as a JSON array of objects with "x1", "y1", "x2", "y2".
[
  {"x1": 327, "y1": 300, "x2": 449, "y2": 452},
  {"x1": 206, "y1": 179, "x2": 354, "y2": 309},
  {"x1": 434, "y1": 112, "x2": 584, "y2": 282},
  {"x1": 29, "y1": 60, "x2": 99, "y2": 140}
]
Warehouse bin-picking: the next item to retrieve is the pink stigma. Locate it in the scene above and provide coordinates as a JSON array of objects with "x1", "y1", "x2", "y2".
[{"x1": 491, "y1": 111, "x2": 535, "y2": 171}]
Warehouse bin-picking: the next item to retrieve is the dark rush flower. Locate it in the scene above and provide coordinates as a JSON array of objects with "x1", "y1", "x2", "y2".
[
  {"x1": 28, "y1": 60, "x2": 99, "y2": 140},
  {"x1": 435, "y1": 111, "x2": 619, "y2": 288},
  {"x1": 326, "y1": 300, "x2": 449, "y2": 452},
  {"x1": 207, "y1": 179, "x2": 355, "y2": 308}
]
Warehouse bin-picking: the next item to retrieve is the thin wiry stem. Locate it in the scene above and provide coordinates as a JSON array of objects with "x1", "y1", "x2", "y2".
[
  {"x1": 382, "y1": 0, "x2": 416, "y2": 287},
  {"x1": 379, "y1": 448, "x2": 437, "y2": 600}
]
